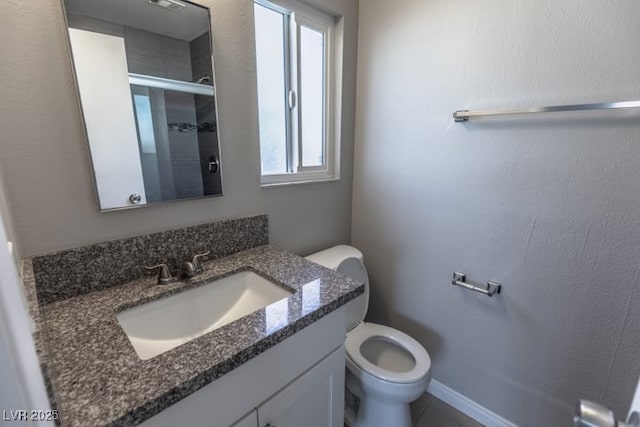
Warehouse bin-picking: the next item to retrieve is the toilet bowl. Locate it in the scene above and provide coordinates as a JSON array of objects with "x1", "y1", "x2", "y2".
[{"x1": 306, "y1": 245, "x2": 431, "y2": 427}]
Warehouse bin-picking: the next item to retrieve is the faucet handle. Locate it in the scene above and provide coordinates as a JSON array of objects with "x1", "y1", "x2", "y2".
[
  {"x1": 144, "y1": 264, "x2": 177, "y2": 284},
  {"x1": 191, "y1": 251, "x2": 211, "y2": 270}
]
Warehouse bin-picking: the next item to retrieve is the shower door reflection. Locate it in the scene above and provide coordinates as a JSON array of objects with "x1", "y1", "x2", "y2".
[{"x1": 131, "y1": 82, "x2": 220, "y2": 203}]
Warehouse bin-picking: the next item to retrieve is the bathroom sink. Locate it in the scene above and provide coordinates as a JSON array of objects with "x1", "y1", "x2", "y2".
[{"x1": 116, "y1": 271, "x2": 293, "y2": 360}]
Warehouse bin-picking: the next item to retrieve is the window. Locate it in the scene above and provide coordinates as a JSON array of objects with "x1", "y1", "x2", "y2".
[{"x1": 254, "y1": 0, "x2": 338, "y2": 185}]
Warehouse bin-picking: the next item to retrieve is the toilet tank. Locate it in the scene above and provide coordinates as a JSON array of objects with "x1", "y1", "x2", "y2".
[{"x1": 305, "y1": 245, "x2": 369, "y2": 332}]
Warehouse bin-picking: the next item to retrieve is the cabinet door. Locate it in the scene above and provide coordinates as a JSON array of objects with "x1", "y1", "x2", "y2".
[
  {"x1": 231, "y1": 410, "x2": 257, "y2": 427},
  {"x1": 257, "y1": 347, "x2": 345, "y2": 427}
]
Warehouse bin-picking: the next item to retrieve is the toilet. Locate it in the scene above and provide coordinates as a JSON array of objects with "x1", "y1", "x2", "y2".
[{"x1": 306, "y1": 245, "x2": 431, "y2": 427}]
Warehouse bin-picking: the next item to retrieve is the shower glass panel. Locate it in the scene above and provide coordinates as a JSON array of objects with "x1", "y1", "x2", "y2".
[{"x1": 130, "y1": 83, "x2": 219, "y2": 204}]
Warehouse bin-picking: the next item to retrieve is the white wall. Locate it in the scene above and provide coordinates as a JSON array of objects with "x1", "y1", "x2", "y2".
[
  {"x1": 0, "y1": 174, "x2": 51, "y2": 424},
  {"x1": 67, "y1": 28, "x2": 147, "y2": 210},
  {"x1": 0, "y1": 167, "x2": 20, "y2": 270},
  {"x1": 353, "y1": 1, "x2": 640, "y2": 426},
  {"x1": 630, "y1": 376, "x2": 640, "y2": 421},
  {"x1": 0, "y1": 0, "x2": 358, "y2": 256}
]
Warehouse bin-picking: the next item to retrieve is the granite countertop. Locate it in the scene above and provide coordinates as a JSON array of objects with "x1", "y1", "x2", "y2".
[{"x1": 32, "y1": 245, "x2": 364, "y2": 427}]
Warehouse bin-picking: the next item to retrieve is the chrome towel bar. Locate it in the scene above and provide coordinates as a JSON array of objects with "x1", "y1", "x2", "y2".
[
  {"x1": 453, "y1": 99, "x2": 640, "y2": 122},
  {"x1": 451, "y1": 272, "x2": 501, "y2": 297}
]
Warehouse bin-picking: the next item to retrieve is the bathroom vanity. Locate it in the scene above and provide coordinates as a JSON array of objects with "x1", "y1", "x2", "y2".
[
  {"x1": 141, "y1": 300, "x2": 347, "y2": 427},
  {"x1": 24, "y1": 216, "x2": 364, "y2": 426}
]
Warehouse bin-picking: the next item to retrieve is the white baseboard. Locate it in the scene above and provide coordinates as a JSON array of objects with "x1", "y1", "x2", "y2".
[{"x1": 428, "y1": 379, "x2": 518, "y2": 427}]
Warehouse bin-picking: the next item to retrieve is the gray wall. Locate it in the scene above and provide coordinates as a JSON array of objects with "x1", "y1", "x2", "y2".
[
  {"x1": 67, "y1": 14, "x2": 195, "y2": 81},
  {"x1": 0, "y1": 0, "x2": 358, "y2": 257},
  {"x1": 353, "y1": 1, "x2": 640, "y2": 426}
]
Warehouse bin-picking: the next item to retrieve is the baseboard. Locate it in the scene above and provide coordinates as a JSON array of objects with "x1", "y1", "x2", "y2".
[{"x1": 428, "y1": 379, "x2": 518, "y2": 427}]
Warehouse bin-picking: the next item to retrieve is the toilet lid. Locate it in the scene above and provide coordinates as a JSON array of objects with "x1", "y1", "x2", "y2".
[{"x1": 345, "y1": 322, "x2": 431, "y2": 384}]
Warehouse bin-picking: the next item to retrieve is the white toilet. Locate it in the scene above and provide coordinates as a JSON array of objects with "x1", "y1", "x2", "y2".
[{"x1": 306, "y1": 245, "x2": 431, "y2": 427}]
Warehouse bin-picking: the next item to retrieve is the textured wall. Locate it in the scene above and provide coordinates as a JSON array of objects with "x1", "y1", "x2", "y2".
[
  {"x1": 0, "y1": 0, "x2": 358, "y2": 257},
  {"x1": 353, "y1": 1, "x2": 640, "y2": 426}
]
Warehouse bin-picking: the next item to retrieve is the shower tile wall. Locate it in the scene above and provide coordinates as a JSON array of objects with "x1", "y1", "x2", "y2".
[
  {"x1": 66, "y1": 14, "x2": 192, "y2": 80},
  {"x1": 190, "y1": 32, "x2": 221, "y2": 196},
  {"x1": 164, "y1": 91, "x2": 202, "y2": 199},
  {"x1": 190, "y1": 32, "x2": 212, "y2": 84},
  {"x1": 125, "y1": 27, "x2": 192, "y2": 81}
]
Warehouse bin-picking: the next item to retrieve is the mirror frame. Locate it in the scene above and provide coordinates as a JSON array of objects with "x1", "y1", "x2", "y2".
[{"x1": 60, "y1": 0, "x2": 224, "y2": 212}]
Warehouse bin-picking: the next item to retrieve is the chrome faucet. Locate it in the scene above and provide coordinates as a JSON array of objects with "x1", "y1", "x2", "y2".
[{"x1": 145, "y1": 251, "x2": 211, "y2": 284}]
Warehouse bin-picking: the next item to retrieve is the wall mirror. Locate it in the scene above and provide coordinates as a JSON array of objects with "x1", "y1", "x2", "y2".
[{"x1": 62, "y1": 0, "x2": 223, "y2": 211}]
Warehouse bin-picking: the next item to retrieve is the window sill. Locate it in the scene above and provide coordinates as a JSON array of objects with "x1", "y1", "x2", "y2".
[{"x1": 260, "y1": 173, "x2": 340, "y2": 188}]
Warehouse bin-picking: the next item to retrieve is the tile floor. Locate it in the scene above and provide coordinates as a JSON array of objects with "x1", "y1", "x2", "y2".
[{"x1": 410, "y1": 393, "x2": 484, "y2": 427}]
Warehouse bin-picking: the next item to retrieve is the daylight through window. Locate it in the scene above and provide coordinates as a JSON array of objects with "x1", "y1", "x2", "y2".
[{"x1": 254, "y1": 0, "x2": 337, "y2": 184}]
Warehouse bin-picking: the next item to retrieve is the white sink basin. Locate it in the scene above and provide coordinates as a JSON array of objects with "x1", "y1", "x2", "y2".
[{"x1": 117, "y1": 271, "x2": 293, "y2": 360}]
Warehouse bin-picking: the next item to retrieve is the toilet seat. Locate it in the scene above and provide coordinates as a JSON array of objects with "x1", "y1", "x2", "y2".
[{"x1": 346, "y1": 322, "x2": 431, "y2": 384}]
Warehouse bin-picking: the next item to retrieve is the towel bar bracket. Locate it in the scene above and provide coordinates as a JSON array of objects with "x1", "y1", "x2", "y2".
[{"x1": 451, "y1": 272, "x2": 502, "y2": 297}]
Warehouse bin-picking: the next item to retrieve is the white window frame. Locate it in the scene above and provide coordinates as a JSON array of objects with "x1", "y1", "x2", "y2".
[{"x1": 255, "y1": 0, "x2": 339, "y2": 186}]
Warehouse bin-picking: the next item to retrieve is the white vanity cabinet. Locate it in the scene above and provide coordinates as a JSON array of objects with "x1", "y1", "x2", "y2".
[
  {"x1": 231, "y1": 347, "x2": 344, "y2": 427},
  {"x1": 142, "y1": 305, "x2": 347, "y2": 427},
  {"x1": 256, "y1": 347, "x2": 344, "y2": 427}
]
